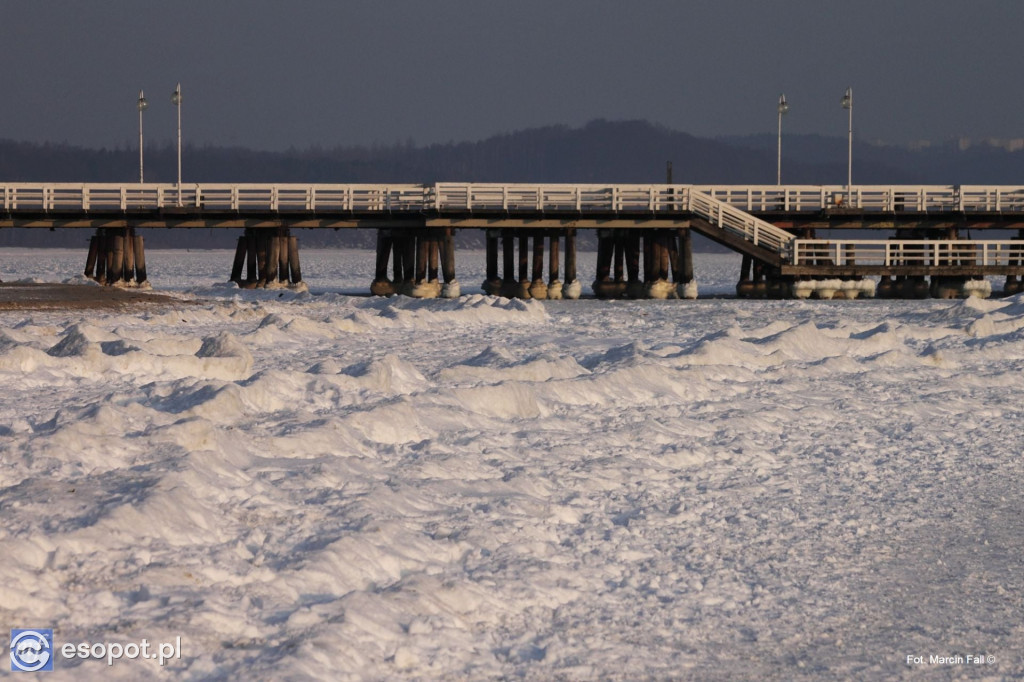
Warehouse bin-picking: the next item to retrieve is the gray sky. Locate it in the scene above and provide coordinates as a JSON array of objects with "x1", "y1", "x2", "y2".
[{"x1": 3, "y1": 0, "x2": 1022, "y2": 151}]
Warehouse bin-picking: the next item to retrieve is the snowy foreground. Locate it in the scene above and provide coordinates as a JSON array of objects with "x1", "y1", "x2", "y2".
[{"x1": 2, "y1": 250, "x2": 1024, "y2": 680}]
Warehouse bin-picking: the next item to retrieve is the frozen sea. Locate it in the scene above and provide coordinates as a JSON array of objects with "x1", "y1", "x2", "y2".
[{"x1": 1, "y1": 249, "x2": 1023, "y2": 680}]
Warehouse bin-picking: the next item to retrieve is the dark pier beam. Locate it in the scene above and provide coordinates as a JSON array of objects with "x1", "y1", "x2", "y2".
[
  {"x1": 483, "y1": 229, "x2": 502, "y2": 295},
  {"x1": 611, "y1": 230, "x2": 627, "y2": 298},
  {"x1": 266, "y1": 231, "x2": 280, "y2": 285},
  {"x1": 501, "y1": 229, "x2": 516, "y2": 298},
  {"x1": 625, "y1": 230, "x2": 643, "y2": 299},
  {"x1": 401, "y1": 230, "x2": 416, "y2": 294},
  {"x1": 593, "y1": 228, "x2": 617, "y2": 299},
  {"x1": 84, "y1": 234, "x2": 100, "y2": 280},
  {"x1": 516, "y1": 233, "x2": 531, "y2": 298},
  {"x1": 410, "y1": 229, "x2": 441, "y2": 297},
  {"x1": 547, "y1": 230, "x2": 562, "y2": 300},
  {"x1": 133, "y1": 232, "x2": 148, "y2": 285},
  {"x1": 108, "y1": 231, "x2": 125, "y2": 284},
  {"x1": 563, "y1": 228, "x2": 581, "y2": 299},
  {"x1": 529, "y1": 230, "x2": 548, "y2": 300},
  {"x1": 277, "y1": 231, "x2": 290, "y2": 283},
  {"x1": 675, "y1": 227, "x2": 697, "y2": 298},
  {"x1": 123, "y1": 228, "x2": 136, "y2": 284},
  {"x1": 736, "y1": 254, "x2": 754, "y2": 298},
  {"x1": 371, "y1": 229, "x2": 396, "y2": 296},
  {"x1": 245, "y1": 229, "x2": 258, "y2": 288},
  {"x1": 287, "y1": 235, "x2": 302, "y2": 285},
  {"x1": 645, "y1": 230, "x2": 675, "y2": 299},
  {"x1": 230, "y1": 236, "x2": 247, "y2": 284},
  {"x1": 440, "y1": 227, "x2": 460, "y2": 298},
  {"x1": 392, "y1": 230, "x2": 406, "y2": 291},
  {"x1": 255, "y1": 231, "x2": 269, "y2": 287}
]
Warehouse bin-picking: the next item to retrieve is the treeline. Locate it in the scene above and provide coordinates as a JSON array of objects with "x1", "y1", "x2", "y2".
[{"x1": 3, "y1": 119, "x2": 1024, "y2": 248}]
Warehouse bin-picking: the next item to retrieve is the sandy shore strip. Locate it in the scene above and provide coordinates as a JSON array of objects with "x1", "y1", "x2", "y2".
[{"x1": 0, "y1": 283, "x2": 185, "y2": 311}]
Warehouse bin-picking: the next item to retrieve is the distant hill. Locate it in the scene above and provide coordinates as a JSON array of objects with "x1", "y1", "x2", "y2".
[{"x1": 3, "y1": 119, "x2": 1024, "y2": 249}]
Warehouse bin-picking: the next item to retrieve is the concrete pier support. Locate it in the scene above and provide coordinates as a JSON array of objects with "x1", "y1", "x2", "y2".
[
  {"x1": 485, "y1": 229, "x2": 573, "y2": 299},
  {"x1": 482, "y1": 229, "x2": 502, "y2": 295},
  {"x1": 233, "y1": 228, "x2": 302, "y2": 289},
  {"x1": 409, "y1": 229, "x2": 442, "y2": 298},
  {"x1": 371, "y1": 230, "x2": 396, "y2": 296},
  {"x1": 625, "y1": 231, "x2": 643, "y2": 299},
  {"x1": 644, "y1": 230, "x2": 675, "y2": 299},
  {"x1": 370, "y1": 228, "x2": 448, "y2": 297},
  {"x1": 515, "y1": 234, "x2": 531, "y2": 298},
  {"x1": 676, "y1": 228, "x2": 697, "y2": 298},
  {"x1": 440, "y1": 227, "x2": 460, "y2": 298},
  {"x1": 593, "y1": 229, "x2": 617, "y2": 299},
  {"x1": 547, "y1": 231, "x2": 562, "y2": 299},
  {"x1": 84, "y1": 227, "x2": 149, "y2": 286},
  {"x1": 529, "y1": 231, "x2": 548, "y2": 299},
  {"x1": 563, "y1": 228, "x2": 581, "y2": 299}
]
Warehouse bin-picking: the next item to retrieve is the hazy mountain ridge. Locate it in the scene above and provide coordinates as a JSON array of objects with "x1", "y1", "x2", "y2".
[{"x1": 3, "y1": 119, "x2": 1024, "y2": 248}]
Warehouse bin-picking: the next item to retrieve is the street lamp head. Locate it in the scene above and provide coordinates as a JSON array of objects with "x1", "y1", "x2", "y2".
[
  {"x1": 171, "y1": 83, "x2": 182, "y2": 106},
  {"x1": 841, "y1": 87, "x2": 852, "y2": 109},
  {"x1": 778, "y1": 94, "x2": 789, "y2": 115},
  {"x1": 137, "y1": 90, "x2": 148, "y2": 112}
]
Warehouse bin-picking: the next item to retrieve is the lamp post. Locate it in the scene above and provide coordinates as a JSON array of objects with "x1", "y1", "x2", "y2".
[
  {"x1": 171, "y1": 83, "x2": 182, "y2": 206},
  {"x1": 777, "y1": 93, "x2": 788, "y2": 185},
  {"x1": 841, "y1": 87, "x2": 852, "y2": 204},
  {"x1": 137, "y1": 90, "x2": 148, "y2": 183}
]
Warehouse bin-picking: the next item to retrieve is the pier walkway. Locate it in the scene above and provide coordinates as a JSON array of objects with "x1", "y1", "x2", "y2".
[{"x1": 3, "y1": 182, "x2": 1024, "y2": 299}]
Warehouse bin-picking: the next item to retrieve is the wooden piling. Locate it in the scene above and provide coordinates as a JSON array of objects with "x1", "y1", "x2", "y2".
[
  {"x1": 133, "y1": 234, "x2": 147, "y2": 284},
  {"x1": 374, "y1": 230, "x2": 392, "y2": 284},
  {"x1": 595, "y1": 230, "x2": 613, "y2": 282},
  {"x1": 245, "y1": 230, "x2": 258, "y2": 285},
  {"x1": 642, "y1": 231, "x2": 654, "y2": 283},
  {"x1": 230, "y1": 236, "x2": 247, "y2": 282},
  {"x1": 399, "y1": 232, "x2": 414, "y2": 287},
  {"x1": 85, "y1": 235, "x2": 99, "y2": 279},
  {"x1": 681, "y1": 228, "x2": 694, "y2": 283},
  {"x1": 108, "y1": 232, "x2": 124, "y2": 283},
  {"x1": 441, "y1": 227, "x2": 456, "y2": 284},
  {"x1": 288, "y1": 236, "x2": 302, "y2": 283},
  {"x1": 565, "y1": 228, "x2": 577, "y2": 284},
  {"x1": 668, "y1": 231, "x2": 681, "y2": 282},
  {"x1": 517, "y1": 233, "x2": 531, "y2": 297},
  {"x1": 416, "y1": 234, "x2": 429, "y2": 283},
  {"x1": 518, "y1": 234, "x2": 529, "y2": 283},
  {"x1": 613, "y1": 231, "x2": 625, "y2": 284},
  {"x1": 255, "y1": 231, "x2": 268, "y2": 286},
  {"x1": 372, "y1": 229, "x2": 396, "y2": 296},
  {"x1": 392, "y1": 232, "x2": 405, "y2": 286},
  {"x1": 548, "y1": 232, "x2": 560, "y2": 283},
  {"x1": 622, "y1": 229, "x2": 638, "y2": 280},
  {"x1": 593, "y1": 229, "x2": 616, "y2": 299},
  {"x1": 528, "y1": 231, "x2": 548, "y2": 299},
  {"x1": 267, "y1": 233, "x2": 280, "y2": 284},
  {"x1": 95, "y1": 232, "x2": 108, "y2": 284},
  {"x1": 278, "y1": 233, "x2": 290, "y2": 282},
  {"x1": 124, "y1": 230, "x2": 136, "y2": 282},
  {"x1": 736, "y1": 254, "x2": 753, "y2": 298},
  {"x1": 501, "y1": 230, "x2": 516, "y2": 297},
  {"x1": 484, "y1": 229, "x2": 501, "y2": 294},
  {"x1": 428, "y1": 233, "x2": 440, "y2": 282},
  {"x1": 532, "y1": 232, "x2": 544, "y2": 283}
]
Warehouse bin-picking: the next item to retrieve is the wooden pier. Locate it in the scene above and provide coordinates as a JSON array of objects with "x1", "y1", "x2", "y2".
[{"x1": 4, "y1": 182, "x2": 1024, "y2": 299}]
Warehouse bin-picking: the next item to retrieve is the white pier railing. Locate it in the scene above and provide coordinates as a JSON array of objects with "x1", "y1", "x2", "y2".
[
  {"x1": 688, "y1": 190, "x2": 794, "y2": 254},
  {"x1": 694, "y1": 185, "x2": 1024, "y2": 213},
  {"x1": 792, "y1": 239, "x2": 1024, "y2": 267},
  {"x1": 6, "y1": 182, "x2": 1024, "y2": 215}
]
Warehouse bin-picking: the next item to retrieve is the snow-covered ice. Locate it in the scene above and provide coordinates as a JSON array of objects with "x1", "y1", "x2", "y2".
[{"x1": 2, "y1": 249, "x2": 1023, "y2": 679}]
